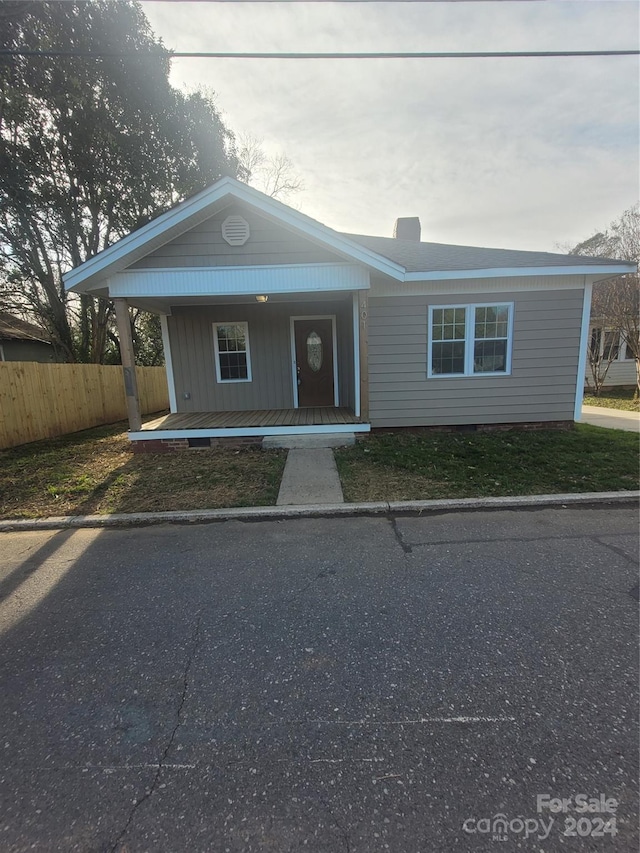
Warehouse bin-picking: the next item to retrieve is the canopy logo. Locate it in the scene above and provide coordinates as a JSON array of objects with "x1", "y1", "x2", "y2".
[
  {"x1": 462, "y1": 814, "x2": 553, "y2": 842},
  {"x1": 463, "y1": 794, "x2": 619, "y2": 842}
]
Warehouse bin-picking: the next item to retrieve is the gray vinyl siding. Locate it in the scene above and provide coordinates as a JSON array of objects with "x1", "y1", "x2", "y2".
[
  {"x1": 132, "y1": 203, "x2": 341, "y2": 269},
  {"x1": 336, "y1": 301, "x2": 355, "y2": 410},
  {"x1": 167, "y1": 299, "x2": 355, "y2": 413},
  {"x1": 368, "y1": 286, "x2": 584, "y2": 427}
]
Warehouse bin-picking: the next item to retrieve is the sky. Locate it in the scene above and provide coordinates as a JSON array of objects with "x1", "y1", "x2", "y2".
[{"x1": 141, "y1": 0, "x2": 639, "y2": 253}]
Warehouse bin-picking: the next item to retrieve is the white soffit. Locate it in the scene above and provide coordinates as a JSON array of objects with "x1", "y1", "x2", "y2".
[{"x1": 107, "y1": 263, "x2": 370, "y2": 298}]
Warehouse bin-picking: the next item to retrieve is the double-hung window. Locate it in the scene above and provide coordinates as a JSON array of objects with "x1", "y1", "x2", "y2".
[
  {"x1": 428, "y1": 304, "x2": 513, "y2": 377},
  {"x1": 213, "y1": 322, "x2": 252, "y2": 382}
]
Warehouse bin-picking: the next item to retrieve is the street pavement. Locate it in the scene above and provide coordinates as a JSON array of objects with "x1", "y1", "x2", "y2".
[{"x1": 0, "y1": 507, "x2": 637, "y2": 852}]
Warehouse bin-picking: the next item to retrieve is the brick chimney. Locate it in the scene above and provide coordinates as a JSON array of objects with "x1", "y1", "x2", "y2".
[{"x1": 393, "y1": 217, "x2": 421, "y2": 241}]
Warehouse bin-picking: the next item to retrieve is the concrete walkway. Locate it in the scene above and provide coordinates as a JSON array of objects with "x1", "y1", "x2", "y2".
[
  {"x1": 581, "y1": 404, "x2": 640, "y2": 432},
  {"x1": 276, "y1": 448, "x2": 344, "y2": 505}
]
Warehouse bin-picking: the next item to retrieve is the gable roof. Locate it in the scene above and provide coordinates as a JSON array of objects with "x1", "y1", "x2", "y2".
[
  {"x1": 63, "y1": 176, "x2": 637, "y2": 293},
  {"x1": 63, "y1": 177, "x2": 404, "y2": 293},
  {"x1": 0, "y1": 312, "x2": 51, "y2": 344}
]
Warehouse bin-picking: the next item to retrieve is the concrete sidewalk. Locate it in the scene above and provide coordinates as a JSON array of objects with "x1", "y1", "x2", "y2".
[
  {"x1": 276, "y1": 448, "x2": 344, "y2": 505},
  {"x1": 581, "y1": 404, "x2": 640, "y2": 432}
]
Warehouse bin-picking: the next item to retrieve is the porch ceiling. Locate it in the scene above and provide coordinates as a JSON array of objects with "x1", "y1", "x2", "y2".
[{"x1": 125, "y1": 290, "x2": 356, "y2": 313}]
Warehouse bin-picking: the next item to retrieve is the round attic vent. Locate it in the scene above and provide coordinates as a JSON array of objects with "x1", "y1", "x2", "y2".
[{"x1": 221, "y1": 215, "x2": 250, "y2": 246}]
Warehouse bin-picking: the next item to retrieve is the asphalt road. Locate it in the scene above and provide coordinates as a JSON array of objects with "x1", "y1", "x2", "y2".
[{"x1": 0, "y1": 506, "x2": 637, "y2": 852}]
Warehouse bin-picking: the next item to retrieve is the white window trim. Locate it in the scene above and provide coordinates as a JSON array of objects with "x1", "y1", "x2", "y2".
[
  {"x1": 427, "y1": 302, "x2": 514, "y2": 379},
  {"x1": 213, "y1": 321, "x2": 252, "y2": 384}
]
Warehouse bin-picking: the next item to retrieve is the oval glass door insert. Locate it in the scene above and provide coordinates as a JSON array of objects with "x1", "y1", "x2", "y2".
[{"x1": 306, "y1": 331, "x2": 323, "y2": 372}]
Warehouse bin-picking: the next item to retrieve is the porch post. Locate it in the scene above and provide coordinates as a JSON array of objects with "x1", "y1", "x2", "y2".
[
  {"x1": 358, "y1": 290, "x2": 369, "y2": 421},
  {"x1": 114, "y1": 298, "x2": 142, "y2": 432}
]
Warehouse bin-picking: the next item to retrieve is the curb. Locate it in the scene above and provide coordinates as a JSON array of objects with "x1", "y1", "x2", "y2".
[{"x1": 0, "y1": 491, "x2": 638, "y2": 532}]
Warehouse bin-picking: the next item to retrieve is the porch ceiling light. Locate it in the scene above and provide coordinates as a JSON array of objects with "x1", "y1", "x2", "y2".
[{"x1": 255, "y1": 295, "x2": 268, "y2": 303}]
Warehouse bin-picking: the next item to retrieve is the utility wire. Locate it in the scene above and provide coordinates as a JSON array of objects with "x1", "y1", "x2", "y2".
[
  {"x1": 138, "y1": 0, "x2": 550, "y2": 3},
  {"x1": 139, "y1": 0, "x2": 549, "y2": 3},
  {"x1": 1, "y1": 49, "x2": 638, "y2": 59}
]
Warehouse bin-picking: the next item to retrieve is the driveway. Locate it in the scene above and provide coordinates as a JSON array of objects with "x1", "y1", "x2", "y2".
[
  {"x1": 581, "y1": 404, "x2": 640, "y2": 432},
  {"x1": 0, "y1": 508, "x2": 638, "y2": 852}
]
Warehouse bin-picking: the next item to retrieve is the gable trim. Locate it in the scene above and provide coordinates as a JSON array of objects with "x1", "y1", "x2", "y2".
[{"x1": 63, "y1": 178, "x2": 405, "y2": 292}]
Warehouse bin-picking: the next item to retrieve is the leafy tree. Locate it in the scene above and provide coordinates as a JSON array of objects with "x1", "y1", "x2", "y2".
[
  {"x1": 0, "y1": 0, "x2": 240, "y2": 362},
  {"x1": 570, "y1": 204, "x2": 639, "y2": 397}
]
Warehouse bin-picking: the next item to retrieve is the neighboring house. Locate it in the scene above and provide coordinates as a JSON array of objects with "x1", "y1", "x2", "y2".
[
  {"x1": 0, "y1": 312, "x2": 55, "y2": 363},
  {"x1": 63, "y1": 178, "x2": 636, "y2": 450},
  {"x1": 585, "y1": 324, "x2": 637, "y2": 389}
]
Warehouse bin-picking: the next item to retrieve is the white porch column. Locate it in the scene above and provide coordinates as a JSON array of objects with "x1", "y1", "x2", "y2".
[{"x1": 114, "y1": 298, "x2": 142, "y2": 432}]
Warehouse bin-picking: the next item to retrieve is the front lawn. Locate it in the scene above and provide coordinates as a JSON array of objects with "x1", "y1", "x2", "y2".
[
  {"x1": 335, "y1": 425, "x2": 639, "y2": 502},
  {"x1": 584, "y1": 387, "x2": 639, "y2": 412},
  {"x1": 0, "y1": 421, "x2": 286, "y2": 519}
]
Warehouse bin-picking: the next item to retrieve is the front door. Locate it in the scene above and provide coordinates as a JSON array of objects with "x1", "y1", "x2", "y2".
[{"x1": 294, "y1": 318, "x2": 335, "y2": 407}]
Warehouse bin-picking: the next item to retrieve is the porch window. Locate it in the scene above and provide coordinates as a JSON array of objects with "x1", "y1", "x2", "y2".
[
  {"x1": 213, "y1": 322, "x2": 252, "y2": 383},
  {"x1": 428, "y1": 303, "x2": 513, "y2": 377}
]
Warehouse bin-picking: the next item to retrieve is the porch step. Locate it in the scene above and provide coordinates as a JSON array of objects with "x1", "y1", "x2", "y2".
[
  {"x1": 276, "y1": 448, "x2": 344, "y2": 505},
  {"x1": 263, "y1": 432, "x2": 356, "y2": 450}
]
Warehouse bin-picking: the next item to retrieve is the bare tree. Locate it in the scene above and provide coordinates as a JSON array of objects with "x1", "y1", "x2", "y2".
[
  {"x1": 237, "y1": 134, "x2": 304, "y2": 201},
  {"x1": 586, "y1": 326, "x2": 623, "y2": 395},
  {"x1": 570, "y1": 204, "x2": 639, "y2": 397}
]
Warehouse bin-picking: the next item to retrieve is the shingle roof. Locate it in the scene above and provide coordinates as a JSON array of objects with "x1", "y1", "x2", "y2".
[
  {"x1": 0, "y1": 312, "x2": 51, "y2": 343},
  {"x1": 340, "y1": 233, "x2": 628, "y2": 273}
]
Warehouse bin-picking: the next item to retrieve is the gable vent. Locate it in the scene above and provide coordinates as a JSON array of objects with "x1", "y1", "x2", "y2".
[{"x1": 221, "y1": 215, "x2": 250, "y2": 246}]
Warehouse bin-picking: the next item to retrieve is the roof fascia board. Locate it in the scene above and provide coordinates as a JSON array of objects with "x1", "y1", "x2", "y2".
[
  {"x1": 63, "y1": 177, "x2": 405, "y2": 292},
  {"x1": 403, "y1": 263, "x2": 636, "y2": 281},
  {"x1": 63, "y1": 179, "x2": 237, "y2": 291}
]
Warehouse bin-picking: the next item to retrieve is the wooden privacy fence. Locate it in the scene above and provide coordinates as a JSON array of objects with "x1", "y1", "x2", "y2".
[{"x1": 0, "y1": 362, "x2": 169, "y2": 449}]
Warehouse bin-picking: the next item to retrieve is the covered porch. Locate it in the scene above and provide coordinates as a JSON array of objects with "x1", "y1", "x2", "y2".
[{"x1": 112, "y1": 277, "x2": 370, "y2": 444}]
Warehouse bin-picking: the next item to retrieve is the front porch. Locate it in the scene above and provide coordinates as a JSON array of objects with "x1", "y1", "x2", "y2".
[{"x1": 131, "y1": 407, "x2": 369, "y2": 441}]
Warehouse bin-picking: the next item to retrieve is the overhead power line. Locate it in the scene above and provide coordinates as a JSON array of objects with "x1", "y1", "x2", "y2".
[
  {"x1": 1, "y1": 49, "x2": 638, "y2": 59},
  {"x1": 138, "y1": 0, "x2": 548, "y2": 4},
  {"x1": 138, "y1": 0, "x2": 548, "y2": 3}
]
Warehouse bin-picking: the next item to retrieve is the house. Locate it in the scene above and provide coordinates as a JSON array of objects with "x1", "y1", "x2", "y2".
[
  {"x1": 585, "y1": 324, "x2": 638, "y2": 390},
  {"x1": 63, "y1": 177, "x2": 636, "y2": 450},
  {"x1": 0, "y1": 312, "x2": 56, "y2": 363}
]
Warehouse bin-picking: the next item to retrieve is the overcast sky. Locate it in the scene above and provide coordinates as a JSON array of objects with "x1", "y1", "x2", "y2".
[{"x1": 142, "y1": 0, "x2": 639, "y2": 252}]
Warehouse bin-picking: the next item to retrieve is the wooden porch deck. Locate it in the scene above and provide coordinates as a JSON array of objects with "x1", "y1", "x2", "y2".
[{"x1": 142, "y1": 407, "x2": 360, "y2": 432}]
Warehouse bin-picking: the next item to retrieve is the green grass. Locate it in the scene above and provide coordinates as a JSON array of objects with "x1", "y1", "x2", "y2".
[
  {"x1": 0, "y1": 420, "x2": 286, "y2": 519},
  {"x1": 335, "y1": 425, "x2": 639, "y2": 502},
  {"x1": 584, "y1": 387, "x2": 639, "y2": 412}
]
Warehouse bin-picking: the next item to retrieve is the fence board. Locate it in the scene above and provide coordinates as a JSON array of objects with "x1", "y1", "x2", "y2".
[{"x1": 0, "y1": 363, "x2": 169, "y2": 449}]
